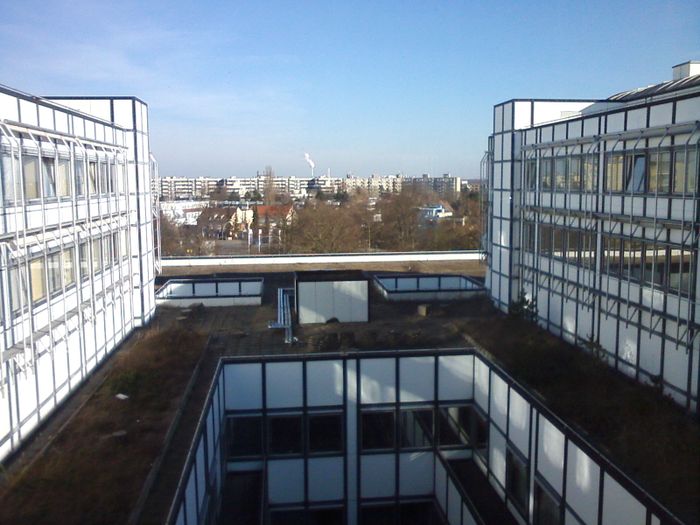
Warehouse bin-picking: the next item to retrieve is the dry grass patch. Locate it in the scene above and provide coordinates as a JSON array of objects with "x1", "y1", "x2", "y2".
[{"x1": 0, "y1": 326, "x2": 207, "y2": 525}]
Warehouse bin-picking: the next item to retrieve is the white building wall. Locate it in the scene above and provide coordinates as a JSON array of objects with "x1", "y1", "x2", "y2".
[{"x1": 0, "y1": 87, "x2": 156, "y2": 462}]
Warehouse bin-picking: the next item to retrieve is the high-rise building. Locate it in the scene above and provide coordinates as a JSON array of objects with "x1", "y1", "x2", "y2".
[
  {"x1": 0, "y1": 85, "x2": 157, "y2": 459},
  {"x1": 484, "y1": 61, "x2": 700, "y2": 410}
]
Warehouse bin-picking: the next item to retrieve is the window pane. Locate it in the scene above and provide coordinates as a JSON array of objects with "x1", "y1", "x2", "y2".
[
  {"x1": 649, "y1": 151, "x2": 671, "y2": 193},
  {"x1": 47, "y1": 253, "x2": 61, "y2": 294},
  {"x1": 361, "y1": 411, "x2": 395, "y2": 450},
  {"x1": 534, "y1": 481, "x2": 561, "y2": 525},
  {"x1": 42, "y1": 157, "x2": 56, "y2": 198},
  {"x1": 10, "y1": 267, "x2": 26, "y2": 313},
  {"x1": 1, "y1": 150, "x2": 21, "y2": 203},
  {"x1": 62, "y1": 248, "x2": 75, "y2": 287},
  {"x1": 309, "y1": 413, "x2": 343, "y2": 453},
  {"x1": 400, "y1": 408, "x2": 433, "y2": 448},
  {"x1": 227, "y1": 416, "x2": 262, "y2": 457},
  {"x1": 438, "y1": 406, "x2": 469, "y2": 447},
  {"x1": 79, "y1": 243, "x2": 90, "y2": 279},
  {"x1": 74, "y1": 157, "x2": 85, "y2": 196},
  {"x1": 540, "y1": 158, "x2": 552, "y2": 190},
  {"x1": 605, "y1": 154, "x2": 623, "y2": 192},
  {"x1": 88, "y1": 161, "x2": 97, "y2": 194},
  {"x1": 268, "y1": 415, "x2": 302, "y2": 455},
  {"x1": 92, "y1": 238, "x2": 102, "y2": 272},
  {"x1": 568, "y1": 156, "x2": 581, "y2": 191},
  {"x1": 23, "y1": 155, "x2": 40, "y2": 199},
  {"x1": 506, "y1": 448, "x2": 529, "y2": 516},
  {"x1": 583, "y1": 154, "x2": 598, "y2": 191},
  {"x1": 552, "y1": 228, "x2": 565, "y2": 260},
  {"x1": 57, "y1": 158, "x2": 71, "y2": 197},
  {"x1": 471, "y1": 408, "x2": 489, "y2": 457},
  {"x1": 625, "y1": 154, "x2": 646, "y2": 193},
  {"x1": 554, "y1": 157, "x2": 567, "y2": 191},
  {"x1": 30, "y1": 258, "x2": 45, "y2": 303}
]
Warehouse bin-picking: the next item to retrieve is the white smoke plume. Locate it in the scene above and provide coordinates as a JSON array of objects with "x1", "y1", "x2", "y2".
[{"x1": 304, "y1": 152, "x2": 315, "y2": 169}]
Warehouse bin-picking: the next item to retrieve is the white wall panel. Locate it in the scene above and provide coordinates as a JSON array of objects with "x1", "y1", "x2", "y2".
[
  {"x1": 266, "y1": 362, "x2": 303, "y2": 408},
  {"x1": 306, "y1": 360, "x2": 344, "y2": 406},
  {"x1": 224, "y1": 363, "x2": 262, "y2": 410},
  {"x1": 489, "y1": 372, "x2": 508, "y2": 432},
  {"x1": 626, "y1": 108, "x2": 646, "y2": 130},
  {"x1": 435, "y1": 459, "x2": 447, "y2": 511},
  {"x1": 676, "y1": 96, "x2": 700, "y2": 123},
  {"x1": 649, "y1": 103, "x2": 673, "y2": 127},
  {"x1": 474, "y1": 358, "x2": 489, "y2": 412},
  {"x1": 399, "y1": 452, "x2": 433, "y2": 496},
  {"x1": 508, "y1": 390, "x2": 529, "y2": 456},
  {"x1": 308, "y1": 457, "x2": 344, "y2": 501},
  {"x1": 565, "y1": 441, "x2": 600, "y2": 525},
  {"x1": 601, "y1": 474, "x2": 646, "y2": 525},
  {"x1": 361, "y1": 455, "x2": 395, "y2": 498},
  {"x1": 268, "y1": 459, "x2": 304, "y2": 504},
  {"x1": 448, "y1": 478, "x2": 461, "y2": 525},
  {"x1": 662, "y1": 344, "x2": 688, "y2": 390},
  {"x1": 537, "y1": 416, "x2": 565, "y2": 495},
  {"x1": 438, "y1": 355, "x2": 473, "y2": 401},
  {"x1": 489, "y1": 424, "x2": 506, "y2": 487},
  {"x1": 360, "y1": 358, "x2": 396, "y2": 404},
  {"x1": 399, "y1": 356, "x2": 434, "y2": 402}
]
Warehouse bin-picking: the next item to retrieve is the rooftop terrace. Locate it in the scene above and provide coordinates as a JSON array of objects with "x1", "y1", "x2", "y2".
[{"x1": 0, "y1": 260, "x2": 697, "y2": 525}]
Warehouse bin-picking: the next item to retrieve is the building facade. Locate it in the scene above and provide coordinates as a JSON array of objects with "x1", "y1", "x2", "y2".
[
  {"x1": 484, "y1": 61, "x2": 700, "y2": 411},
  {"x1": 0, "y1": 86, "x2": 157, "y2": 460}
]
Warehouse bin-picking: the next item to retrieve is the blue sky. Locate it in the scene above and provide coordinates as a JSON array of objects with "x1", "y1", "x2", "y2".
[{"x1": 0, "y1": 1, "x2": 698, "y2": 180}]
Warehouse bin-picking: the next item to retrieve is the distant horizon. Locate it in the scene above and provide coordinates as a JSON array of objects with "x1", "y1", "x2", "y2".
[{"x1": 1, "y1": 1, "x2": 697, "y2": 179}]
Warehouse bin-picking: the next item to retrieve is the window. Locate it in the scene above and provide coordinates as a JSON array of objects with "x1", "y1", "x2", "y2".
[
  {"x1": 309, "y1": 413, "x2": 343, "y2": 453},
  {"x1": 523, "y1": 222, "x2": 536, "y2": 253},
  {"x1": 120, "y1": 230, "x2": 129, "y2": 259},
  {"x1": 361, "y1": 411, "x2": 395, "y2": 450},
  {"x1": 554, "y1": 157, "x2": 567, "y2": 191},
  {"x1": 648, "y1": 150, "x2": 671, "y2": 193},
  {"x1": 74, "y1": 156, "x2": 85, "y2": 196},
  {"x1": 506, "y1": 448, "x2": 529, "y2": 516},
  {"x1": 41, "y1": 157, "x2": 57, "y2": 198},
  {"x1": 534, "y1": 480, "x2": 561, "y2": 525},
  {"x1": 669, "y1": 248, "x2": 694, "y2": 296},
  {"x1": 98, "y1": 160, "x2": 108, "y2": 194},
  {"x1": 525, "y1": 159, "x2": 537, "y2": 190},
  {"x1": 92, "y1": 238, "x2": 102, "y2": 273},
  {"x1": 643, "y1": 244, "x2": 666, "y2": 287},
  {"x1": 56, "y1": 158, "x2": 71, "y2": 197},
  {"x1": 580, "y1": 231, "x2": 596, "y2": 270},
  {"x1": 605, "y1": 153, "x2": 624, "y2": 192},
  {"x1": 112, "y1": 232, "x2": 120, "y2": 263},
  {"x1": 673, "y1": 146, "x2": 698, "y2": 194},
  {"x1": 1, "y1": 150, "x2": 21, "y2": 203},
  {"x1": 9, "y1": 266, "x2": 27, "y2": 313},
  {"x1": 471, "y1": 407, "x2": 489, "y2": 458},
  {"x1": 622, "y1": 240, "x2": 643, "y2": 281},
  {"x1": 268, "y1": 414, "x2": 302, "y2": 455},
  {"x1": 62, "y1": 248, "x2": 75, "y2": 287},
  {"x1": 102, "y1": 236, "x2": 112, "y2": 269},
  {"x1": 400, "y1": 408, "x2": 433, "y2": 448},
  {"x1": 566, "y1": 229, "x2": 580, "y2": 264},
  {"x1": 22, "y1": 154, "x2": 41, "y2": 199},
  {"x1": 88, "y1": 160, "x2": 97, "y2": 194},
  {"x1": 540, "y1": 158, "x2": 552, "y2": 190},
  {"x1": 583, "y1": 154, "x2": 598, "y2": 191},
  {"x1": 47, "y1": 252, "x2": 62, "y2": 294},
  {"x1": 227, "y1": 416, "x2": 262, "y2": 457},
  {"x1": 29, "y1": 257, "x2": 45, "y2": 303},
  {"x1": 552, "y1": 228, "x2": 566, "y2": 260},
  {"x1": 625, "y1": 154, "x2": 646, "y2": 193},
  {"x1": 438, "y1": 406, "x2": 469, "y2": 447},
  {"x1": 568, "y1": 156, "x2": 582, "y2": 191},
  {"x1": 539, "y1": 225, "x2": 552, "y2": 257},
  {"x1": 602, "y1": 236, "x2": 621, "y2": 276},
  {"x1": 79, "y1": 243, "x2": 90, "y2": 280},
  {"x1": 108, "y1": 161, "x2": 117, "y2": 193}
]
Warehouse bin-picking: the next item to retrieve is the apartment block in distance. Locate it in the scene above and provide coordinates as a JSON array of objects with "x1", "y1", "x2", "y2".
[
  {"x1": 0, "y1": 85, "x2": 157, "y2": 460},
  {"x1": 484, "y1": 61, "x2": 700, "y2": 410}
]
